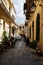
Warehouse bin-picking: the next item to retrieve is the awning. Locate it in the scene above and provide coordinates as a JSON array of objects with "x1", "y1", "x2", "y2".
[{"x1": 0, "y1": 0, "x2": 15, "y2": 25}]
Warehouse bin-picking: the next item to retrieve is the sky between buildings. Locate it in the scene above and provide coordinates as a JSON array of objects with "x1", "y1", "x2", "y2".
[{"x1": 12, "y1": 0, "x2": 25, "y2": 25}]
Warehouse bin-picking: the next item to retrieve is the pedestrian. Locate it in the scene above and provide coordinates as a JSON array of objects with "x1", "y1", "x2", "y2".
[
  {"x1": 25, "y1": 37, "x2": 30, "y2": 47},
  {"x1": 9, "y1": 34, "x2": 14, "y2": 48}
]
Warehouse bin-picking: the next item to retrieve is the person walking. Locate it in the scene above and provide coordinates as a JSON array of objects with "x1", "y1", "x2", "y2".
[{"x1": 25, "y1": 37, "x2": 30, "y2": 47}]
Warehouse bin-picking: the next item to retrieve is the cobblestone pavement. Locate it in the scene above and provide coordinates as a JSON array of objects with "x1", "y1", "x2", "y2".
[{"x1": 0, "y1": 40, "x2": 43, "y2": 65}]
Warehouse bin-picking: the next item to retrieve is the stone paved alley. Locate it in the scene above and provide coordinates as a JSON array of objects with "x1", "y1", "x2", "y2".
[{"x1": 0, "y1": 40, "x2": 43, "y2": 65}]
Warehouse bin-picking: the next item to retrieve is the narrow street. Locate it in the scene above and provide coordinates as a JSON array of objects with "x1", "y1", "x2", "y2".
[
  {"x1": 0, "y1": 0, "x2": 43, "y2": 65},
  {"x1": 0, "y1": 40, "x2": 43, "y2": 65}
]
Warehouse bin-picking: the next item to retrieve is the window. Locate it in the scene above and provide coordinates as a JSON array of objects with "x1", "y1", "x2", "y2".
[
  {"x1": 32, "y1": 21, "x2": 34, "y2": 40},
  {"x1": 29, "y1": 26, "x2": 31, "y2": 39},
  {"x1": 36, "y1": 13, "x2": 40, "y2": 41}
]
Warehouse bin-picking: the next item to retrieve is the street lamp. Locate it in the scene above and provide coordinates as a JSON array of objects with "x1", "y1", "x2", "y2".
[{"x1": 30, "y1": 2, "x2": 36, "y2": 13}]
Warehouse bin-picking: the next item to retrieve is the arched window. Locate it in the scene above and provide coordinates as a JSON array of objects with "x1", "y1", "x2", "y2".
[
  {"x1": 29, "y1": 26, "x2": 31, "y2": 39},
  {"x1": 32, "y1": 21, "x2": 34, "y2": 40},
  {"x1": 36, "y1": 13, "x2": 40, "y2": 41}
]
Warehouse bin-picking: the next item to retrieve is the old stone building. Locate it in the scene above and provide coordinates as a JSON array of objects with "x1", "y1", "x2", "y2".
[
  {"x1": 24, "y1": 0, "x2": 43, "y2": 53},
  {"x1": 19, "y1": 24, "x2": 25, "y2": 35},
  {"x1": 0, "y1": 0, "x2": 17, "y2": 42}
]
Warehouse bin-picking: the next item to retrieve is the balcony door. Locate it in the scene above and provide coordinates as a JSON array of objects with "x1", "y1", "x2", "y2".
[{"x1": 36, "y1": 13, "x2": 40, "y2": 42}]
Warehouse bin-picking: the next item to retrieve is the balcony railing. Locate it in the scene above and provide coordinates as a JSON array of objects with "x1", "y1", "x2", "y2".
[
  {"x1": 23, "y1": 0, "x2": 34, "y2": 14},
  {"x1": 24, "y1": 3, "x2": 27, "y2": 10},
  {"x1": 24, "y1": 0, "x2": 37, "y2": 20},
  {"x1": 1, "y1": 0, "x2": 9, "y2": 12},
  {"x1": 0, "y1": 0, "x2": 15, "y2": 24}
]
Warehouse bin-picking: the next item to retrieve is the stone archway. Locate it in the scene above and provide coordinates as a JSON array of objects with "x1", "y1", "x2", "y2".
[{"x1": 36, "y1": 13, "x2": 40, "y2": 42}]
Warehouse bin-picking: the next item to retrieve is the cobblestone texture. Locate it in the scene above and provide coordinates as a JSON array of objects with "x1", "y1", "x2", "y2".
[{"x1": 0, "y1": 40, "x2": 43, "y2": 65}]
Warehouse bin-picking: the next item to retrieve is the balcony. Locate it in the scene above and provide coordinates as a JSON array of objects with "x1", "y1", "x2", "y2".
[
  {"x1": 23, "y1": 3, "x2": 27, "y2": 14},
  {"x1": 24, "y1": 0, "x2": 36, "y2": 20},
  {"x1": 30, "y1": 2, "x2": 36, "y2": 13},
  {"x1": 1, "y1": 0, "x2": 9, "y2": 12},
  {"x1": 0, "y1": 0, "x2": 15, "y2": 25},
  {"x1": 24, "y1": 3, "x2": 27, "y2": 10}
]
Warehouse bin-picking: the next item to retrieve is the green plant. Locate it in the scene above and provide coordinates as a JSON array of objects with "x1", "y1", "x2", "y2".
[
  {"x1": 30, "y1": 40, "x2": 38, "y2": 49},
  {"x1": 1, "y1": 31, "x2": 8, "y2": 45}
]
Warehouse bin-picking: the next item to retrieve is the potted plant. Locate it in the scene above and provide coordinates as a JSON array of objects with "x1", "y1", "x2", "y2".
[
  {"x1": 30, "y1": 40, "x2": 38, "y2": 49},
  {"x1": 1, "y1": 31, "x2": 8, "y2": 49}
]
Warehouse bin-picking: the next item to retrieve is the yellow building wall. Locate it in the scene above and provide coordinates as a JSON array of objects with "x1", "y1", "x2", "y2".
[
  {"x1": 0, "y1": 0, "x2": 15, "y2": 40},
  {"x1": 34, "y1": 2, "x2": 41, "y2": 41},
  {"x1": 28, "y1": 1, "x2": 43, "y2": 53},
  {"x1": 0, "y1": 19, "x2": 3, "y2": 42},
  {"x1": 40, "y1": 6, "x2": 43, "y2": 53}
]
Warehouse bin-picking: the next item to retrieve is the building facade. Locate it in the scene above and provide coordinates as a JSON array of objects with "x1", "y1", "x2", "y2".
[
  {"x1": 0, "y1": 0, "x2": 16, "y2": 42},
  {"x1": 19, "y1": 24, "x2": 25, "y2": 35},
  {"x1": 24, "y1": 0, "x2": 43, "y2": 53}
]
